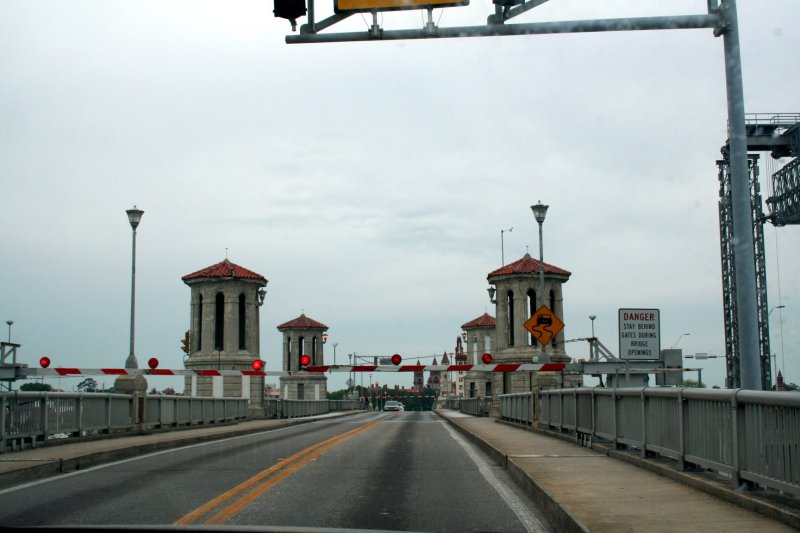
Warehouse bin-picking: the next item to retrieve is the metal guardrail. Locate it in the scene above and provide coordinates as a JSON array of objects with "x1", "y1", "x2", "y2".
[
  {"x1": 0, "y1": 392, "x2": 248, "y2": 452},
  {"x1": 461, "y1": 397, "x2": 492, "y2": 417},
  {"x1": 499, "y1": 393, "x2": 534, "y2": 425},
  {"x1": 263, "y1": 398, "x2": 361, "y2": 419},
  {"x1": 538, "y1": 387, "x2": 800, "y2": 497}
]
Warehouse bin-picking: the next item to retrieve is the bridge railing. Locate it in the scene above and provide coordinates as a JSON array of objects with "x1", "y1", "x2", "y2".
[
  {"x1": 0, "y1": 392, "x2": 248, "y2": 452},
  {"x1": 539, "y1": 387, "x2": 800, "y2": 497},
  {"x1": 264, "y1": 398, "x2": 361, "y2": 419},
  {"x1": 461, "y1": 397, "x2": 492, "y2": 417},
  {"x1": 499, "y1": 393, "x2": 534, "y2": 425}
]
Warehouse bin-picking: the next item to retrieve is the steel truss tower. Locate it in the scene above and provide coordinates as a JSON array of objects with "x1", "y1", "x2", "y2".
[
  {"x1": 718, "y1": 113, "x2": 800, "y2": 389},
  {"x1": 718, "y1": 155, "x2": 771, "y2": 389}
]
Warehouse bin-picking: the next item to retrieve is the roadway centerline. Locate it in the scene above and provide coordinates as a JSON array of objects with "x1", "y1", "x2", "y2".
[{"x1": 175, "y1": 417, "x2": 384, "y2": 526}]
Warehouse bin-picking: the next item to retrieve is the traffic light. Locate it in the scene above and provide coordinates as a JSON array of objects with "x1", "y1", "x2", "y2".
[
  {"x1": 148, "y1": 357, "x2": 159, "y2": 369},
  {"x1": 181, "y1": 331, "x2": 191, "y2": 354},
  {"x1": 39, "y1": 356, "x2": 51, "y2": 368},
  {"x1": 481, "y1": 353, "x2": 493, "y2": 364},
  {"x1": 252, "y1": 359, "x2": 264, "y2": 371},
  {"x1": 391, "y1": 354, "x2": 402, "y2": 365},
  {"x1": 300, "y1": 354, "x2": 311, "y2": 368},
  {"x1": 274, "y1": 0, "x2": 307, "y2": 31}
]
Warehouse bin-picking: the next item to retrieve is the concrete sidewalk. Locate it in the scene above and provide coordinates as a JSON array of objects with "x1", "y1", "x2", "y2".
[
  {"x1": 436, "y1": 409, "x2": 800, "y2": 533},
  {"x1": 0, "y1": 410, "x2": 362, "y2": 490}
]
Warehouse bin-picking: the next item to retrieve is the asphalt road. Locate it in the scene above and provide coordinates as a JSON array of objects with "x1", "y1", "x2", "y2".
[{"x1": 0, "y1": 411, "x2": 552, "y2": 532}]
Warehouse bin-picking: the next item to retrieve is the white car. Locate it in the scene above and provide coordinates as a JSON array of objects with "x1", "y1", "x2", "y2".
[{"x1": 383, "y1": 400, "x2": 404, "y2": 411}]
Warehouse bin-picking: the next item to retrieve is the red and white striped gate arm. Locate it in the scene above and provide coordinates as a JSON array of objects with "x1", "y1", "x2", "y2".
[{"x1": 20, "y1": 363, "x2": 565, "y2": 378}]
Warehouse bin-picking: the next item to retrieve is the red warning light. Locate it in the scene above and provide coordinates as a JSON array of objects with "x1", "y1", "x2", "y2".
[
  {"x1": 39, "y1": 356, "x2": 51, "y2": 368},
  {"x1": 391, "y1": 354, "x2": 402, "y2": 365},
  {"x1": 481, "y1": 353, "x2": 493, "y2": 364},
  {"x1": 300, "y1": 354, "x2": 311, "y2": 367},
  {"x1": 252, "y1": 359, "x2": 264, "y2": 371},
  {"x1": 148, "y1": 357, "x2": 159, "y2": 369}
]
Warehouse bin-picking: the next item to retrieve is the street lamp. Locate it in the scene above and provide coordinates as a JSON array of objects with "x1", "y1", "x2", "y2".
[
  {"x1": 332, "y1": 342, "x2": 338, "y2": 365},
  {"x1": 125, "y1": 206, "x2": 144, "y2": 369},
  {"x1": 671, "y1": 332, "x2": 691, "y2": 349},
  {"x1": 589, "y1": 315, "x2": 597, "y2": 338},
  {"x1": 500, "y1": 227, "x2": 513, "y2": 266},
  {"x1": 769, "y1": 305, "x2": 786, "y2": 375},
  {"x1": 487, "y1": 286, "x2": 496, "y2": 304},
  {"x1": 531, "y1": 201, "x2": 549, "y2": 363},
  {"x1": 5, "y1": 320, "x2": 12, "y2": 343}
]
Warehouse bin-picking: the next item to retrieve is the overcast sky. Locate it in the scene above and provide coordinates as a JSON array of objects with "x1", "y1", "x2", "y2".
[{"x1": 2, "y1": 0, "x2": 798, "y2": 393}]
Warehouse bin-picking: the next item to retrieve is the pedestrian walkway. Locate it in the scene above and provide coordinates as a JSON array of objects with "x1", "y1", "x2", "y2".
[
  {"x1": 435, "y1": 409, "x2": 800, "y2": 533},
  {"x1": 0, "y1": 410, "x2": 361, "y2": 490}
]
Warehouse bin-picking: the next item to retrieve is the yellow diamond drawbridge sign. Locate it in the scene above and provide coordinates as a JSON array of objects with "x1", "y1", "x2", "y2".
[{"x1": 523, "y1": 305, "x2": 564, "y2": 346}]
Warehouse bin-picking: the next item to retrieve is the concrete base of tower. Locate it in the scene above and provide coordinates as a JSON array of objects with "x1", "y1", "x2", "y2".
[{"x1": 279, "y1": 374, "x2": 328, "y2": 401}]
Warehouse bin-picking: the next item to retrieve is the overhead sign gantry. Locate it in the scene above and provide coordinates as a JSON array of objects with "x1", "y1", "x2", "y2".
[{"x1": 274, "y1": 1, "x2": 766, "y2": 390}]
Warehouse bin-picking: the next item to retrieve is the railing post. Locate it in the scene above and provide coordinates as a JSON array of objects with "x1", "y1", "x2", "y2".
[
  {"x1": 105, "y1": 395, "x2": 112, "y2": 433},
  {"x1": 640, "y1": 388, "x2": 647, "y2": 458},
  {"x1": 612, "y1": 388, "x2": 619, "y2": 449},
  {"x1": 78, "y1": 394, "x2": 86, "y2": 436},
  {"x1": 0, "y1": 394, "x2": 8, "y2": 453},
  {"x1": 730, "y1": 390, "x2": 742, "y2": 487},
  {"x1": 40, "y1": 394, "x2": 49, "y2": 446},
  {"x1": 677, "y1": 388, "x2": 686, "y2": 470},
  {"x1": 591, "y1": 388, "x2": 597, "y2": 439}
]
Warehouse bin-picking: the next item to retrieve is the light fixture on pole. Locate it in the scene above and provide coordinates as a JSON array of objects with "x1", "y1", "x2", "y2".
[
  {"x1": 125, "y1": 206, "x2": 144, "y2": 370},
  {"x1": 500, "y1": 227, "x2": 513, "y2": 266},
  {"x1": 333, "y1": 342, "x2": 338, "y2": 365},
  {"x1": 487, "y1": 286, "x2": 496, "y2": 305},
  {"x1": 589, "y1": 315, "x2": 597, "y2": 338},
  {"x1": 531, "y1": 201, "x2": 549, "y2": 363},
  {"x1": 5, "y1": 320, "x2": 12, "y2": 343},
  {"x1": 670, "y1": 332, "x2": 691, "y2": 349},
  {"x1": 461, "y1": 331, "x2": 467, "y2": 343},
  {"x1": 769, "y1": 305, "x2": 786, "y2": 375},
  {"x1": 257, "y1": 287, "x2": 267, "y2": 306}
]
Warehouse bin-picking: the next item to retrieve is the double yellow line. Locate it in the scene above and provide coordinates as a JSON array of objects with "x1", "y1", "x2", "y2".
[{"x1": 175, "y1": 418, "x2": 382, "y2": 526}]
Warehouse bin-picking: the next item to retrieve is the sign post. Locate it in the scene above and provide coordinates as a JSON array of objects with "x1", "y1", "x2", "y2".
[{"x1": 618, "y1": 308, "x2": 661, "y2": 361}]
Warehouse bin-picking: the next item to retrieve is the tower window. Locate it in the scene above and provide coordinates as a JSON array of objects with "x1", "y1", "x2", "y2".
[
  {"x1": 197, "y1": 294, "x2": 203, "y2": 352},
  {"x1": 215, "y1": 293, "x2": 224, "y2": 351},
  {"x1": 238, "y1": 294, "x2": 246, "y2": 350},
  {"x1": 507, "y1": 290, "x2": 514, "y2": 346}
]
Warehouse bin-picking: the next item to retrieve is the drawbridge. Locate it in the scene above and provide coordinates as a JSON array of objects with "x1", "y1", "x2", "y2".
[{"x1": 717, "y1": 113, "x2": 800, "y2": 389}]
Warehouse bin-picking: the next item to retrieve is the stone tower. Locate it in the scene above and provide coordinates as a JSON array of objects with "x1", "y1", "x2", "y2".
[
  {"x1": 461, "y1": 312, "x2": 496, "y2": 399},
  {"x1": 487, "y1": 253, "x2": 571, "y2": 398},
  {"x1": 181, "y1": 259, "x2": 268, "y2": 418},
  {"x1": 277, "y1": 314, "x2": 328, "y2": 400}
]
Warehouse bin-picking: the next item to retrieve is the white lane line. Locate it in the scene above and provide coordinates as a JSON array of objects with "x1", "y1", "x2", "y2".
[{"x1": 441, "y1": 421, "x2": 547, "y2": 533}]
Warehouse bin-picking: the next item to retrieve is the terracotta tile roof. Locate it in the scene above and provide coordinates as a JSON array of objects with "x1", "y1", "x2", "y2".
[
  {"x1": 461, "y1": 313, "x2": 496, "y2": 329},
  {"x1": 276, "y1": 314, "x2": 329, "y2": 331},
  {"x1": 487, "y1": 253, "x2": 571, "y2": 279},
  {"x1": 182, "y1": 259, "x2": 267, "y2": 282}
]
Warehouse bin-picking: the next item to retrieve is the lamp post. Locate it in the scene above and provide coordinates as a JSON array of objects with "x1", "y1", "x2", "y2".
[
  {"x1": 671, "y1": 332, "x2": 691, "y2": 349},
  {"x1": 500, "y1": 227, "x2": 513, "y2": 266},
  {"x1": 125, "y1": 206, "x2": 144, "y2": 369},
  {"x1": 589, "y1": 315, "x2": 596, "y2": 338},
  {"x1": 769, "y1": 305, "x2": 786, "y2": 375},
  {"x1": 5, "y1": 320, "x2": 12, "y2": 342},
  {"x1": 531, "y1": 201, "x2": 549, "y2": 363},
  {"x1": 333, "y1": 342, "x2": 338, "y2": 365}
]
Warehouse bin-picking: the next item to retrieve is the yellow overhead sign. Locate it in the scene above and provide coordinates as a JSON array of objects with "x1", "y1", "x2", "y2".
[{"x1": 335, "y1": 0, "x2": 468, "y2": 14}]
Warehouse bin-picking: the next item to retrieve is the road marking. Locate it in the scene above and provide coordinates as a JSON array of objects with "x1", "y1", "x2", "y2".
[
  {"x1": 441, "y1": 421, "x2": 547, "y2": 533},
  {"x1": 175, "y1": 418, "x2": 382, "y2": 525}
]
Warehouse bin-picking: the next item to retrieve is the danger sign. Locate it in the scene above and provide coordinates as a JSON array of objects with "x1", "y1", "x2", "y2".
[{"x1": 618, "y1": 308, "x2": 661, "y2": 360}]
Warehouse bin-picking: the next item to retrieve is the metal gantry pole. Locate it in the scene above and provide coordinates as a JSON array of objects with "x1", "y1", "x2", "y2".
[
  {"x1": 537, "y1": 219, "x2": 548, "y2": 364},
  {"x1": 720, "y1": 0, "x2": 760, "y2": 390}
]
